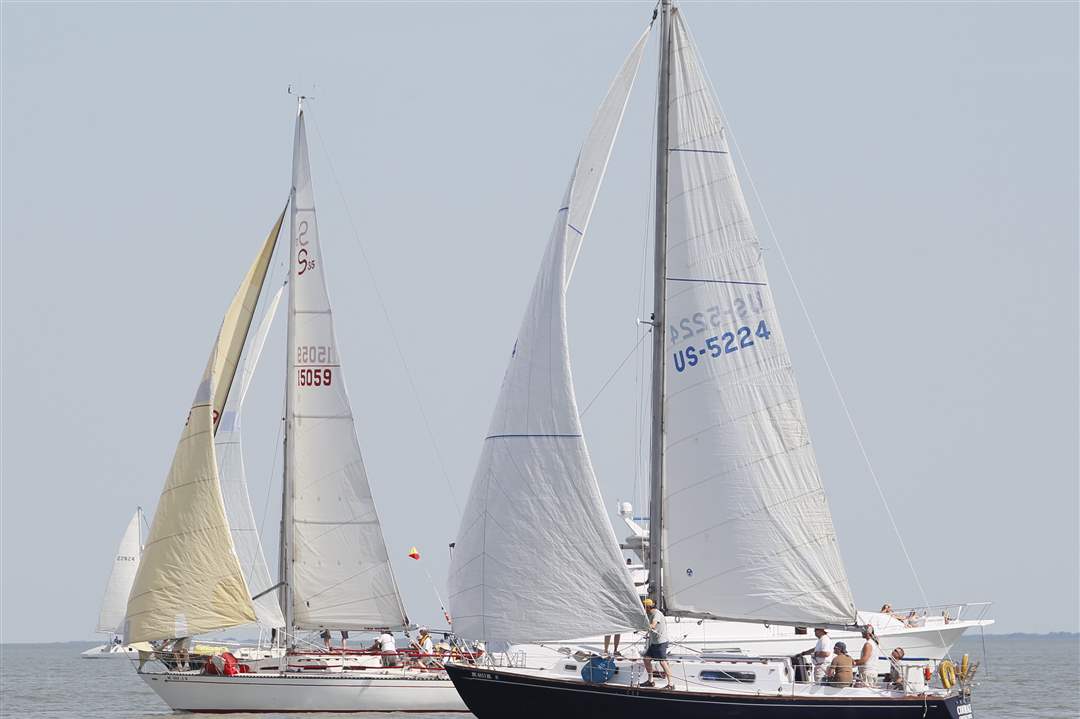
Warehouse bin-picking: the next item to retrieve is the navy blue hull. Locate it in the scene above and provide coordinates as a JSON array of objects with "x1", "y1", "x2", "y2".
[{"x1": 445, "y1": 664, "x2": 973, "y2": 719}]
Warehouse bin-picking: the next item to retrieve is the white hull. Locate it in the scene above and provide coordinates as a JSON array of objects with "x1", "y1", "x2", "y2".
[
  {"x1": 140, "y1": 669, "x2": 469, "y2": 713},
  {"x1": 515, "y1": 613, "x2": 990, "y2": 675},
  {"x1": 81, "y1": 643, "x2": 138, "y2": 659}
]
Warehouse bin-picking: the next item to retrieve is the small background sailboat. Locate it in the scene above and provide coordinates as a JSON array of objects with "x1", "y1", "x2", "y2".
[{"x1": 81, "y1": 509, "x2": 142, "y2": 659}]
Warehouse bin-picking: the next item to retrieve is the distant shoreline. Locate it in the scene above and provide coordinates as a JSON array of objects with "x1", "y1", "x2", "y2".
[{"x1": 2, "y1": 632, "x2": 1078, "y2": 646}]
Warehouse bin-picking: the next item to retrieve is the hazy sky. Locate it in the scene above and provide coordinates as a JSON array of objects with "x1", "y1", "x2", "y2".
[{"x1": 2, "y1": 1, "x2": 1076, "y2": 643}]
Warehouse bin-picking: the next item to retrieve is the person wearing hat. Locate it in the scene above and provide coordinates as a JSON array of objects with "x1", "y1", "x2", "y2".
[
  {"x1": 413, "y1": 627, "x2": 436, "y2": 668},
  {"x1": 825, "y1": 641, "x2": 854, "y2": 687},
  {"x1": 640, "y1": 598, "x2": 672, "y2": 689}
]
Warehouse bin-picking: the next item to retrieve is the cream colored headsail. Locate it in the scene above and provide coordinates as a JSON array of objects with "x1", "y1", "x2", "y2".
[{"x1": 125, "y1": 209, "x2": 284, "y2": 642}]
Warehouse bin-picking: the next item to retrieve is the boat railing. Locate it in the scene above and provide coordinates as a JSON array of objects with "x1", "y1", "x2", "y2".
[{"x1": 873, "y1": 601, "x2": 993, "y2": 626}]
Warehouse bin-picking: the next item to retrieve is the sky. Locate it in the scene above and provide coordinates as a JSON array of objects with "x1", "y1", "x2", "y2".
[{"x1": 1, "y1": 1, "x2": 1076, "y2": 643}]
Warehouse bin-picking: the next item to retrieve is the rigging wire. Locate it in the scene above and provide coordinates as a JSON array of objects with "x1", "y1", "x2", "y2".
[
  {"x1": 304, "y1": 104, "x2": 461, "y2": 517},
  {"x1": 679, "y1": 18, "x2": 938, "y2": 622},
  {"x1": 633, "y1": 30, "x2": 662, "y2": 517},
  {"x1": 580, "y1": 332, "x2": 648, "y2": 418}
]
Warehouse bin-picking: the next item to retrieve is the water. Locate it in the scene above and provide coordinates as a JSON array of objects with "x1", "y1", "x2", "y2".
[{"x1": 1, "y1": 636, "x2": 1076, "y2": 718}]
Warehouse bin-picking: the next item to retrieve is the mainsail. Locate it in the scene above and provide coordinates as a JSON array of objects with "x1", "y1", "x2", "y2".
[
  {"x1": 217, "y1": 283, "x2": 287, "y2": 629},
  {"x1": 95, "y1": 509, "x2": 141, "y2": 635},
  {"x1": 125, "y1": 213, "x2": 281, "y2": 642},
  {"x1": 285, "y1": 107, "x2": 408, "y2": 631},
  {"x1": 657, "y1": 9, "x2": 856, "y2": 626},
  {"x1": 447, "y1": 28, "x2": 652, "y2": 643}
]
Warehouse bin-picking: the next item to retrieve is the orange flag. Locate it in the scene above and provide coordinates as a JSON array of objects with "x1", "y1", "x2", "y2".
[{"x1": 407, "y1": 546, "x2": 420, "y2": 560}]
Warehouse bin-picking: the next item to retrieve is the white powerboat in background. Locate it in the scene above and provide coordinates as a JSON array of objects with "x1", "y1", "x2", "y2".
[
  {"x1": 81, "y1": 508, "x2": 142, "y2": 659},
  {"x1": 505, "y1": 503, "x2": 992, "y2": 675}
]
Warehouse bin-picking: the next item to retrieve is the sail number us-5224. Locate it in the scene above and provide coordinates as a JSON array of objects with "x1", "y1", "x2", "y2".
[{"x1": 673, "y1": 320, "x2": 771, "y2": 373}]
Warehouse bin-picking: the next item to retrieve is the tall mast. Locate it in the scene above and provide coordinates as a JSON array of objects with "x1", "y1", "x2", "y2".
[
  {"x1": 279, "y1": 95, "x2": 303, "y2": 646},
  {"x1": 648, "y1": 0, "x2": 673, "y2": 610}
]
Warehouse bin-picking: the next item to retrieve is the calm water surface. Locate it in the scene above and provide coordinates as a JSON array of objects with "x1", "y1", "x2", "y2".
[{"x1": 1, "y1": 637, "x2": 1076, "y2": 718}]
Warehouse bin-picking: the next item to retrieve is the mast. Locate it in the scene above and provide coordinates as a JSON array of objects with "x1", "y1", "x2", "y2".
[
  {"x1": 648, "y1": 0, "x2": 673, "y2": 611},
  {"x1": 280, "y1": 95, "x2": 303, "y2": 646}
]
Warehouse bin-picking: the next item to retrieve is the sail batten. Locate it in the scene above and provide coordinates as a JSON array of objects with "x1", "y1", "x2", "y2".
[
  {"x1": 285, "y1": 107, "x2": 409, "y2": 631},
  {"x1": 657, "y1": 9, "x2": 856, "y2": 626},
  {"x1": 447, "y1": 27, "x2": 652, "y2": 644}
]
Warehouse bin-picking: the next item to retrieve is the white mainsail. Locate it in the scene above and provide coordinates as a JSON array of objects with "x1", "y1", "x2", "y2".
[
  {"x1": 285, "y1": 107, "x2": 408, "y2": 631},
  {"x1": 447, "y1": 28, "x2": 652, "y2": 643},
  {"x1": 217, "y1": 283, "x2": 287, "y2": 629},
  {"x1": 95, "y1": 509, "x2": 141, "y2": 635},
  {"x1": 125, "y1": 214, "x2": 280, "y2": 642},
  {"x1": 657, "y1": 9, "x2": 856, "y2": 626}
]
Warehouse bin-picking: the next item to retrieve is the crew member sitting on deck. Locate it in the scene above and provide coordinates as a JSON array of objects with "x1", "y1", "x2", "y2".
[
  {"x1": 826, "y1": 642, "x2": 854, "y2": 687},
  {"x1": 887, "y1": 647, "x2": 906, "y2": 688},
  {"x1": 413, "y1": 627, "x2": 436, "y2": 667}
]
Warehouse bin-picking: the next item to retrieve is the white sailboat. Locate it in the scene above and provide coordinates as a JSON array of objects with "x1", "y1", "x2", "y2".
[
  {"x1": 445, "y1": 3, "x2": 983, "y2": 718},
  {"x1": 81, "y1": 509, "x2": 142, "y2": 659},
  {"x1": 126, "y1": 100, "x2": 466, "y2": 713}
]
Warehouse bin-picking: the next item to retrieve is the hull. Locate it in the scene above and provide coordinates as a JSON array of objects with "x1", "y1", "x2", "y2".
[
  {"x1": 517, "y1": 619, "x2": 983, "y2": 665},
  {"x1": 140, "y1": 670, "x2": 469, "y2": 713},
  {"x1": 445, "y1": 664, "x2": 973, "y2": 719},
  {"x1": 81, "y1": 643, "x2": 138, "y2": 659}
]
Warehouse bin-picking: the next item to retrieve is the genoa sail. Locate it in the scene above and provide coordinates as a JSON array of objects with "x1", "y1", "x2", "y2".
[
  {"x1": 95, "y1": 509, "x2": 141, "y2": 635},
  {"x1": 217, "y1": 283, "x2": 287, "y2": 629},
  {"x1": 285, "y1": 107, "x2": 408, "y2": 631},
  {"x1": 124, "y1": 213, "x2": 281, "y2": 642},
  {"x1": 447, "y1": 28, "x2": 652, "y2": 643},
  {"x1": 657, "y1": 9, "x2": 856, "y2": 626}
]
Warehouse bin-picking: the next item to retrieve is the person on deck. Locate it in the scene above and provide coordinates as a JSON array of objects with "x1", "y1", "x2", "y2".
[
  {"x1": 855, "y1": 628, "x2": 877, "y2": 685},
  {"x1": 340, "y1": 631, "x2": 349, "y2": 650},
  {"x1": 320, "y1": 629, "x2": 332, "y2": 651},
  {"x1": 826, "y1": 642, "x2": 854, "y2": 687},
  {"x1": 799, "y1": 628, "x2": 832, "y2": 682},
  {"x1": 887, "y1": 647, "x2": 906, "y2": 688},
  {"x1": 603, "y1": 634, "x2": 621, "y2": 657},
  {"x1": 375, "y1": 630, "x2": 400, "y2": 667},
  {"x1": 414, "y1": 627, "x2": 436, "y2": 667},
  {"x1": 640, "y1": 598, "x2": 672, "y2": 689}
]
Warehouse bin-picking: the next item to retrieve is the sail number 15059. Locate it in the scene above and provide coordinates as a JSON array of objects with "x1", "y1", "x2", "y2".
[{"x1": 298, "y1": 368, "x2": 332, "y2": 387}]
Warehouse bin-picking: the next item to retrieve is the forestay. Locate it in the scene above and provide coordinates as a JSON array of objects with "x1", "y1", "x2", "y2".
[
  {"x1": 447, "y1": 28, "x2": 652, "y2": 643},
  {"x1": 96, "y1": 510, "x2": 141, "y2": 635},
  {"x1": 658, "y1": 10, "x2": 856, "y2": 626},
  {"x1": 286, "y1": 108, "x2": 408, "y2": 631},
  {"x1": 125, "y1": 214, "x2": 280, "y2": 642},
  {"x1": 217, "y1": 283, "x2": 287, "y2": 629}
]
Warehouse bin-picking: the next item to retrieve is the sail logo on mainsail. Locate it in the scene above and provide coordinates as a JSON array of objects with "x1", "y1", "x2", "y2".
[{"x1": 296, "y1": 219, "x2": 314, "y2": 275}]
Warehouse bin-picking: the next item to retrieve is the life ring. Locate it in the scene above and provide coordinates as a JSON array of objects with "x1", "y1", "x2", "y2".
[
  {"x1": 960, "y1": 654, "x2": 969, "y2": 680},
  {"x1": 938, "y1": 660, "x2": 956, "y2": 689}
]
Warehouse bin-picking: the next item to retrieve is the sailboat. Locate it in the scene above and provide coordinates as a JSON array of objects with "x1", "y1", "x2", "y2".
[
  {"x1": 445, "y1": 3, "x2": 980, "y2": 717},
  {"x1": 124, "y1": 99, "x2": 467, "y2": 713},
  {"x1": 81, "y1": 509, "x2": 142, "y2": 659}
]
